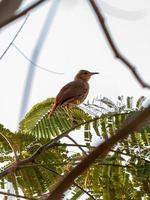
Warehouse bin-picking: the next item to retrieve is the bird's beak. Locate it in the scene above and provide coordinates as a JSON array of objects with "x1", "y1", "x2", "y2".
[{"x1": 90, "y1": 72, "x2": 99, "y2": 75}]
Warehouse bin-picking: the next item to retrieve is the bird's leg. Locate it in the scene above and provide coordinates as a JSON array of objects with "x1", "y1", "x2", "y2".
[
  {"x1": 62, "y1": 105, "x2": 70, "y2": 115},
  {"x1": 62, "y1": 105, "x2": 73, "y2": 120},
  {"x1": 48, "y1": 100, "x2": 57, "y2": 117}
]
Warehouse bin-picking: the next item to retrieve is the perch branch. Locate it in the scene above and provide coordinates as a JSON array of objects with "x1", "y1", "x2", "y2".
[{"x1": 0, "y1": 117, "x2": 99, "y2": 179}]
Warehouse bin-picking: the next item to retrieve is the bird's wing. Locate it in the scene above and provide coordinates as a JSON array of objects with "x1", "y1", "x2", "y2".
[{"x1": 56, "y1": 81, "x2": 89, "y2": 105}]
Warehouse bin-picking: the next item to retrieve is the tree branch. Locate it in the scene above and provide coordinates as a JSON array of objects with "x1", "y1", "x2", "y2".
[
  {"x1": 46, "y1": 106, "x2": 150, "y2": 199},
  {"x1": 36, "y1": 163, "x2": 96, "y2": 200},
  {"x1": 66, "y1": 135, "x2": 87, "y2": 155},
  {"x1": 0, "y1": 191, "x2": 35, "y2": 200},
  {"x1": 89, "y1": 0, "x2": 150, "y2": 89},
  {"x1": 21, "y1": 117, "x2": 99, "y2": 165},
  {"x1": 0, "y1": 0, "x2": 49, "y2": 29},
  {"x1": 0, "y1": 117, "x2": 99, "y2": 179}
]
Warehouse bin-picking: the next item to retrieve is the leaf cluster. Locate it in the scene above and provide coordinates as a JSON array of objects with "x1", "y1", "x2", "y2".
[{"x1": 0, "y1": 97, "x2": 149, "y2": 199}]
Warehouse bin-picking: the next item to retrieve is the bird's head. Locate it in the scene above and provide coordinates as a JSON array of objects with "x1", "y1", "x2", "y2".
[{"x1": 74, "y1": 70, "x2": 99, "y2": 82}]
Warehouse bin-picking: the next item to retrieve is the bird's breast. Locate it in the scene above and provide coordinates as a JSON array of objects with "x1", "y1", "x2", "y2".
[{"x1": 77, "y1": 81, "x2": 89, "y2": 102}]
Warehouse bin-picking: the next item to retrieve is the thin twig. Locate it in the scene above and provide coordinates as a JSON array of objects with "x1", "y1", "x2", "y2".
[
  {"x1": 0, "y1": 191, "x2": 35, "y2": 200},
  {"x1": 12, "y1": 43, "x2": 63, "y2": 75},
  {"x1": 35, "y1": 162, "x2": 96, "y2": 200},
  {"x1": 21, "y1": 117, "x2": 99, "y2": 164},
  {"x1": 97, "y1": 163, "x2": 133, "y2": 169},
  {"x1": 16, "y1": 162, "x2": 96, "y2": 199},
  {"x1": 0, "y1": 0, "x2": 49, "y2": 29},
  {"x1": 37, "y1": 142, "x2": 150, "y2": 164},
  {"x1": 0, "y1": 15, "x2": 29, "y2": 60},
  {"x1": 0, "y1": 132, "x2": 18, "y2": 161},
  {"x1": 0, "y1": 111, "x2": 136, "y2": 179},
  {"x1": 89, "y1": 0, "x2": 150, "y2": 89},
  {"x1": 19, "y1": 160, "x2": 137, "y2": 170},
  {"x1": 66, "y1": 135, "x2": 87, "y2": 155},
  {"x1": 0, "y1": 117, "x2": 100, "y2": 179},
  {"x1": 46, "y1": 106, "x2": 150, "y2": 199},
  {"x1": 110, "y1": 149, "x2": 150, "y2": 163},
  {"x1": 48, "y1": 143, "x2": 90, "y2": 149}
]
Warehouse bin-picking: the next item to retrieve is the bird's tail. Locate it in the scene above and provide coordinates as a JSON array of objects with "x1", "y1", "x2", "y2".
[{"x1": 48, "y1": 102, "x2": 58, "y2": 118}]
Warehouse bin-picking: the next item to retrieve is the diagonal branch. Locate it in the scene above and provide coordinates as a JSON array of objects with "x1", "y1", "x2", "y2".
[
  {"x1": 89, "y1": 0, "x2": 150, "y2": 89},
  {"x1": 46, "y1": 105, "x2": 150, "y2": 199},
  {"x1": 0, "y1": 0, "x2": 49, "y2": 29},
  {"x1": 0, "y1": 117, "x2": 99, "y2": 179},
  {"x1": 21, "y1": 117, "x2": 99, "y2": 165},
  {"x1": 36, "y1": 163, "x2": 96, "y2": 200},
  {"x1": 0, "y1": 191, "x2": 35, "y2": 200},
  {"x1": 0, "y1": 110, "x2": 143, "y2": 179}
]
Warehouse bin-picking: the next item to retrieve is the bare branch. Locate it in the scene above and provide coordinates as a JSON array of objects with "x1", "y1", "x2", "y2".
[
  {"x1": 37, "y1": 163, "x2": 96, "y2": 200},
  {"x1": 0, "y1": 0, "x2": 49, "y2": 29},
  {"x1": 0, "y1": 190, "x2": 35, "y2": 200},
  {"x1": 89, "y1": 0, "x2": 150, "y2": 89},
  {"x1": 47, "y1": 106, "x2": 150, "y2": 199}
]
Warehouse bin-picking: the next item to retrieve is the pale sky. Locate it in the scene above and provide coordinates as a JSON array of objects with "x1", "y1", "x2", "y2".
[{"x1": 0, "y1": 0, "x2": 150, "y2": 131}]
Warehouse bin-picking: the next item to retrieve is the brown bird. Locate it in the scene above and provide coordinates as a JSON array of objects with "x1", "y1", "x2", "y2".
[{"x1": 48, "y1": 70, "x2": 99, "y2": 117}]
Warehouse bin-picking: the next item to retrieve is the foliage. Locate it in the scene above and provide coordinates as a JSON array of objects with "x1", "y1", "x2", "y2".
[{"x1": 0, "y1": 97, "x2": 149, "y2": 199}]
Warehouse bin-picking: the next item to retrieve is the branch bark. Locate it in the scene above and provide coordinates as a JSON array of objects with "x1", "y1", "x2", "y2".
[
  {"x1": 46, "y1": 106, "x2": 150, "y2": 200},
  {"x1": 38, "y1": 164, "x2": 96, "y2": 200},
  {"x1": 0, "y1": 0, "x2": 49, "y2": 29},
  {"x1": 89, "y1": 0, "x2": 150, "y2": 89},
  {"x1": 0, "y1": 0, "x2": 23, "y2": 23}
]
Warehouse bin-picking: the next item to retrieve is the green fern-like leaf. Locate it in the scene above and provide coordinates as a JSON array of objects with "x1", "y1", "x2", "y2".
[
  {"x1": 19, "y1": 98, "x2": 91, "y2": 139},
  {"x1": 136, "y1": 96, "x2": 146, "y2": 109}
]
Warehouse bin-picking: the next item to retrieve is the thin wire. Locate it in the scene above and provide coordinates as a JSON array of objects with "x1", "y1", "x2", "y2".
[
  {"x1": 12, "y1": 43, "x2": 63, "y2": 75},
  {"x1": 0, "y1": 15, "x2": 29, "y2": 60}
]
